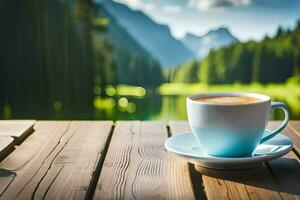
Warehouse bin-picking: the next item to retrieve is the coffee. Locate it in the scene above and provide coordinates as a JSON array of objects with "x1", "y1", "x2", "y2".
[{"x1": 194, "y1": 95, "x2": 259, "y2": 105}]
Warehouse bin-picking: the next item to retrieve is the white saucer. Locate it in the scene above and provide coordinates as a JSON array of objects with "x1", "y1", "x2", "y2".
[{"x1": 165, "y1": 131, "x2": 293, "y2": 169}]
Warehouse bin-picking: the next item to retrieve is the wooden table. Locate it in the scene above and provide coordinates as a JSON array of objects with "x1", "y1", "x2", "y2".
[{"x1": 0, "y1": 120, "x2": 299, "y2": 200}]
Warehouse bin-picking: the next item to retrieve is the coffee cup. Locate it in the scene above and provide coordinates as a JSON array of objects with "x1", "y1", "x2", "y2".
[{"x1": 186, "y1": 92, "x2": 289, "y2": 157}]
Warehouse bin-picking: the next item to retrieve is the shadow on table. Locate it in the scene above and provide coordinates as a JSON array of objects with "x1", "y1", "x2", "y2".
[
  {"x1": 195, "y1": 157, "x2": 300, "y2": 195},
  {"x1": 0, "y1": 169, "x2": 16, "y2": 177}
]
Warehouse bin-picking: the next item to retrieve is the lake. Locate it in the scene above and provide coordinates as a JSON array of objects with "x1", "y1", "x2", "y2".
[{"x1": 2, "y1": 83, "x2": 300, "y2": 120}]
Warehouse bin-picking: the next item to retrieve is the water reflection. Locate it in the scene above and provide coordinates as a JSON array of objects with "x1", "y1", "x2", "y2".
[
  {"x1": 92, "y1": 88, "x2": 162, "y2": 120},
  {"x1": 92, "y1": 88, "x2": 300, "y2": 121},
  {"x1": 2, "y1": 84, "x2": 300, "y2": 120},
  {"x1": 156, "y1": 96, "x2": 187, "y2": 120},
  {"x1": 91, "y1": 85, "x2": 185, "y2": 120}
]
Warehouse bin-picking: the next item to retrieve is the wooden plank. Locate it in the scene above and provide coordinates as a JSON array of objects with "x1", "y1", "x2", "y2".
[
  {"x1": 265, "y1": 122, "x2": 300, "y2": 200},
  {"x1": 0, "y1": 121, "x2": 69, "y2": 198},
  {"x1": 94, "y1": 121, "x2": 195, "y2": 200},
  {"x1": 0, "y1": 121, "x2": 113, "y2": 200},
  {"x1": 0, "y1": 120, "x2": 35, "y2": 144},
  {"x1": 169, "y1": 121, "x2": 285, "y2": 200},
  {"x1": 0, "y1": 137, "x2": 14, "y2": 161},
  {"x1": 289, "y1": 121, "x2": 300, "y2": 135},
  {"x1": 289, "y1": 121, "x2": 300, "y2": 152},
  {"x1": 168, "y1": 122, "x2": 198, "y2": 198}
]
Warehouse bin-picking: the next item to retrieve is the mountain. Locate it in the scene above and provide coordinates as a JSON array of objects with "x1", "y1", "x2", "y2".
[
  {"x1": 171, "y1": 24, "x2": 300, "y2": 84},
  {"x1": 101, "y1": 0, "x2": 196, "y2": 68},
  {"x1": 96, "y1": 5, "x2": 165, "y2": 87},
  {"x1": 182, "y1": 27, "x2": 239, "y2": 59}
]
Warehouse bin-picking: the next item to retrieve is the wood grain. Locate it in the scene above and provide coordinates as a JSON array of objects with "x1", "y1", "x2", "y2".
[
  {"x1": 0, "y1": 120, "x2": 298, "y2": 200},
  {"x1": 94, "y1": 121, "x2": 195, "y2": 200},
  {"x1": 0, "y1": 121, "x2": 113, "y2": 200},
  {"x1": 0, "y1": 120, "x2": 35, "y2": 144},
  {"x1": 0, "y1": 120, "x2": 35, "y2": 160},
  {"x1": 168, "y1": 121, "x2": 291, "y2": 200}
]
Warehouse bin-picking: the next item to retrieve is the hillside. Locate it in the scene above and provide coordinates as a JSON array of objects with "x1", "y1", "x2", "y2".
[
  {"x1": 96, "y1": 5, "x2": 165, "y2": 87},
  {"x1": 171, "y1": 23, "x2": 300, "y2": 84},
  {"x1": 101, "y1": 0, "x2": 196, "y2": 67}
]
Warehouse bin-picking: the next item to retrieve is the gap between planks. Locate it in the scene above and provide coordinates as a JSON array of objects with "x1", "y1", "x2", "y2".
[
  {"x1": 93, "y1": 121, "x2": 196, "y2": 200},
  {"x1": 166, "y1": 124, "x2": 207, "y2": 200},
  {"x1": 0, "y1": 120, "x2": 36, "y2": 162},
  {"x1": 0, "y1": 121, "x2": 114, "y2": 200},
  {"x1": 85, "y1": 124, "x2": 115, "y2": 200}
]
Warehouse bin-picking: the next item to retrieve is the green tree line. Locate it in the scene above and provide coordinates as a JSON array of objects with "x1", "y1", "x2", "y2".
[{"x1": 170, "y1": 21, "x2": 300, "y2": 84}]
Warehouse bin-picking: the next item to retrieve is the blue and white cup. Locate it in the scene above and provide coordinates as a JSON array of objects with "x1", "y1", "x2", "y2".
[{"x1": 187, "y1": 92, "x2": 289, "y2": 157}]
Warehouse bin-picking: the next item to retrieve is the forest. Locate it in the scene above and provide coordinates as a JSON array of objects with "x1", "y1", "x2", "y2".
[
  {"x1": 170, "y1": 22, "x2": 300, "y2": 84},
  {"x1": 0, "y1": 0, "x2": 164, "y2": 119}
]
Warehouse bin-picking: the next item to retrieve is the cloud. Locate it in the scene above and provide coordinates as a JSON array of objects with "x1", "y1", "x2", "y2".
[
  {"x1": 114, "y1": 0, "x2": 155, "y2": 12},
  {"x1": 115, "y1": 0, "x2": 141, "y2": 9},
  {"x1": 188, "y1": 0, "x2": 251, "y2": 10},
  {"x1": 144, "y1": 3, "x2": 155, "y2": 11},
  {"x1": 162, "y1": 5, "x2": 182, "y2": 14}
]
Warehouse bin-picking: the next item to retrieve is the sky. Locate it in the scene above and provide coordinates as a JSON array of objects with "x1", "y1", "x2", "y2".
[{"x1": 113, "y1": 0, "x2": 300, "y2": 41}]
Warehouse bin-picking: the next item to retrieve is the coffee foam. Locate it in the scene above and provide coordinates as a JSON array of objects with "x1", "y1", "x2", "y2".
[{"x1": 194, "y1": 96, "x2": 259, "y2": 104}]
